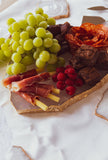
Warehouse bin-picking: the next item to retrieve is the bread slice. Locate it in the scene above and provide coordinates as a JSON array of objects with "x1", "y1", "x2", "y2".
[{"x1": 10, "y1": 74, "x2": 108, "y2": 114}]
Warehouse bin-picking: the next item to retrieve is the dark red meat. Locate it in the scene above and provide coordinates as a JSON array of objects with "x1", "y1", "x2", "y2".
[
  {"x1": 11, "y1": 72, "x2": 50, "y2": 91},
  {"x1": 3, "y1": 69, "x2": 37, "y2": 87}
]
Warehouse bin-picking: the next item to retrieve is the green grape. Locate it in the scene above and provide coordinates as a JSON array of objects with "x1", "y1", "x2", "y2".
[
  {"x1": 0, "y1": 38, "x2": 5, "y2": 46},
  {"x1": 33, "y1": 37, "x2": 43, "y2": 47},
  {"x1": 46, "y1": 64, "x2": 57, "y2": 72},
  {"x1": 39, "y1": 50, "x2": 50, "y2": 62},
  {"x1": 25, "y1": 12, "x2": 33, "y2": 20},
  {"x1": 12, "y1": 41, "x2": 19, "y2": 51},
  {"x1": 12, "y1": 62, "x2": 26, "y2": 74},
  {"x1": 7, "y1": 18, "x2": 15, "y2": 26},
  {"x1": 8, "y1": 25, "x2": 14, "y2": 34},
  {"x1": 18, "y1": 19, "x2": 27, "y2": 30},
  {"x1": 19, "y1": 39, "x2": 24, "y2": 46},
  {"x1": 20, "y1": 31, "x2": 29, "y2": 40},
  {"x1": 35, "y1": 14, "x2": 44, "y2": 24},
  {"x1": 53, "y1": 39, "x2": 58, "y2": 43},
  {"x1": 12, "y1": 22, "x2": 20, "y2": 31},
  {"x1": 49, "y1": 43, "x2": 61, "y2": 53},
  {"x1": 4, "y1": 50, "x2": 12, "y2": 58},
  {"x1": 26, "y1": 26, "x2": 35, "y2": 37},
  {"x1": 6, "y1": 64, "x2": 13, "y2": 75},
  {"x1": 39, "y1": 21, "x2": 47, "y2": 29},
  {"x1": 33, "y1": 49, "x2": 40, "y2": 60},
  {"x1": 43, "y1": 38, "x2": 53, "y2": 48},
  {"x1": 25, "y1": 50, "x2": 32, "y2": 55},
  {"x1": 17, "y1": 46, "x2": 24, "y2": 54},
  {"x1": 0, "y1": 50, "x2": 6, "y2": 61},
  {"x1": 23, "y1": 39, "x2": 33, "y2": 51},
  {"x1": 39, "y1": 46, "x2": 45, "y2": 52},
  {"x1": 35, "y1": 27, "x2": 46, "y2": 38},
  {"x1": 57, "y1": 57, "x2": 65, "y2": 67},
  {"x1": 12, "y1": 32, "x2": 20, "y2": 41},
  {"x1": 48, "y1": 54, "x2": 57, "y2": 64},
  {"x1": 35, "y1": 8, "x2": 43, "y2": 14},
  {"x1": 33, "y1": 46, "x2": 45, "y2": 58},
  {"x1": 31, "y1": 47, "x2": 36, "y2": 53},
  {"x1": 5, "y1": 38, "x2": 11, "y2": 45},
  {"x1": 11, "y1": 52, "x2": 22, "y2": 63},
  {"x1": 36, "y1": 58, "x2": 46, "y2": 68},
  {"x1": 9, "y1": 39, "x2": 14, "y2": 45},
  {"x1": 27, "y1": 15, "x2": 37, "y2": 27},
  {"x1": 47, "y1": 17, "x2": 56, "y2": 25},
  {"x1": 45, "y1": 32, "x2": 53, "y2": 38},
  {"x1": 22, "y1": 55, "x2": 34, "y2": 66},
  {"x1": 42, "y1": 13, "x2": 48, "y2": 19},
  {"x1": 8, "y1": 45, "x2": 13, "y2": 53},
  {"x1": 1, "y1": 43, "x2": 8, "y2": 51}
]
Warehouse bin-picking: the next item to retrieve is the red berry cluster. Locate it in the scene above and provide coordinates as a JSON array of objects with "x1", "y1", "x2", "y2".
[{"x1": 52, "y1": 65, "x2": 84, "y2": 96}]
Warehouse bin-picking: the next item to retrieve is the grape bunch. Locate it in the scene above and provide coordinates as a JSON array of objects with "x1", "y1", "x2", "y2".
[{"x1": 0, "y1": 8, "x2": 65, "y2": 75}]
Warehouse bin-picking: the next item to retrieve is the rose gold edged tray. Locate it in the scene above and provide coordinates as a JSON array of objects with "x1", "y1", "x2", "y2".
[
  {"x1": 53, "y1": 2, "x2": 70, "y2": 20},
  {"x1": 95, "y1": 88, "x2": 108, "y2": 121},
  {"x1": 88, "y1": 6, "x2": 108, "y2": 10},
  {"x1": 9, "y1": 146, "x2": 32, "y2": 160},
  {"x1": 10, "y1": 73, "x2": 108, "y2": 114},
  {"x1": 82, "y1": 16, "x2": 105, "y2": 25}
]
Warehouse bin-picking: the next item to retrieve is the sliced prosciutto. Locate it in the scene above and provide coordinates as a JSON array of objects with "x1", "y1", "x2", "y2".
[
  {"x1": 17, "y1": 91, "x2": 39, "y2": 106},
  {"x1": 16, "y1": 91, "x2": 48, "y2": 111},
  {"x1": 11, "y1": 72, "x2": 51, "y2": 92},
  {"x1": 3, "y1": 70, "x2": 60, "y2": 111},
  {"x1": 19, "y1": 83, "x2": 54, "y2": 98},
  {"x1": 2, "y1": 69, "x2": 37, "y2": 87}
]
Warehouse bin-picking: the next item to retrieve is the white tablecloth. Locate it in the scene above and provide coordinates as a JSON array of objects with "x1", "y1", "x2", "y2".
[{"x1": 0, "y1": 0, "x2": 108, "y2": 159}]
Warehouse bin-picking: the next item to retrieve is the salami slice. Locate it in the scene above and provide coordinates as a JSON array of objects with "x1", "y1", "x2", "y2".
[{"x1": 66, "y1": 22, "x2": 108, "y2": 49}]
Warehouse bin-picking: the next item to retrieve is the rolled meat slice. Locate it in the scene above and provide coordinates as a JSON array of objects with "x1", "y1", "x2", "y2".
[
  {"x1": 11, "y1": 72, "x2": 50, "y2": 92},
  {"x1": 17, "y1": 91, "x2": 39, "y2": 106},
  {"x1": 19, "y1": 83, "x2": 54, "y2": 98},
  {"x1": 16, "y1": 91, "x2": 48, "y2": 111},
  {"x1": 2, "y1": 69, "x2": 37, "y2": 88}
]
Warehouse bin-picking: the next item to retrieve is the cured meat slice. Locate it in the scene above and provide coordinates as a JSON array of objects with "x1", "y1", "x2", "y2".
[
  {"x1": 75, "y1": 44, "x2": 98, "y2": 66},
  {"x1": 95, "y1": 49, "x2": 108, "y2": 70},
  {"x1": 2, "y1": 69, "x2": 37, "y2": 87},
  {"x1": 78, "y1": 67, "x2": 101, "y2": 86},
  {"x1": 65, "y1": 22, "x2": 108, "y2": 49},
  {"x1": 19, "y1": 83, "x2": 54, "y2": 98},
  {"x1": 11, "y1": 72, "x2": 50, "y2": 92},
  {"x1": 16, "y1": 91, "x2": 48, "y2": 111},
  {"x1": 17, "y1": 91, "x2": 39, "y2": 106}
]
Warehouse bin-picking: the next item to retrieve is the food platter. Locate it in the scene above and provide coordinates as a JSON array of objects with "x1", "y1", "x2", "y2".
[
  {"x1": 9, "y1": 50, "x2": 108, "y2": 114},
  {"x1": 0, "y1": 1, "x2": 108, "y2": 160},
  {"x1": 2, "y1": 20, "x2": 108, "y2": 114}
]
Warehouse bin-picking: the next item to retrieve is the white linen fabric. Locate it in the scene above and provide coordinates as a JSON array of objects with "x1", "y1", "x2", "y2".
[{"x1": 0, "y1": 0, "x2": 108, "y2": 159}]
